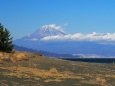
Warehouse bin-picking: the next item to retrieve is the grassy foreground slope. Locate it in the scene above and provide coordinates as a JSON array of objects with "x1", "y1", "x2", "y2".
[{"x1": 0, "y1": 51, "x2": 115, "y2": 86}]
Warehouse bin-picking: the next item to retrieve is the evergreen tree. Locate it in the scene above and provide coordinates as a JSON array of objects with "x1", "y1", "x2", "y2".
[{"x1": 0, "y1": 23, "x2": 14, "y2": 53}]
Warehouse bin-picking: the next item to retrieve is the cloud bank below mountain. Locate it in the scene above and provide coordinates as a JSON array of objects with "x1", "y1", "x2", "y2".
[{"x1": 41, "y1": 32, "x2": 115, "y2": 43}]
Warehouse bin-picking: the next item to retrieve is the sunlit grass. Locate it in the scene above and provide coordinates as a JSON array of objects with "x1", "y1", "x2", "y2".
[{"x1": 1, "y1": 66, "x2": 84, "y2": 83}]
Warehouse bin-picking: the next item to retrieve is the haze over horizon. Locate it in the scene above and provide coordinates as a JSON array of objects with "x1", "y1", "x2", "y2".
[{"x1": 0, "y1": 0, "x2": 115, "y2": 40}]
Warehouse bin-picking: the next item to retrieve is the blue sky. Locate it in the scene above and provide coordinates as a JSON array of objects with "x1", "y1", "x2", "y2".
[{"x1": 0, "y1": 0, "x2": 115, "y2": 39}]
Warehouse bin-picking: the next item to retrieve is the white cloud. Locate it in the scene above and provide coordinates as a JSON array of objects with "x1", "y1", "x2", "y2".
[
  {"x1": 41, "y1": 24, "x2": 64, "y2": 32},
  {"x1": 41, "y1": 32, "x2": 115, "y2": 42}
]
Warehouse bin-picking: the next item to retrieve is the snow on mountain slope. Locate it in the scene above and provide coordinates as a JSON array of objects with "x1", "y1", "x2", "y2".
[{"x1": 22, "y1": 24, "x2": 66, "y2": 40}]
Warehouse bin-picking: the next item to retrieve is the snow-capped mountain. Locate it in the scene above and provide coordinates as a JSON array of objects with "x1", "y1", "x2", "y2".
[
  {"x1": 22, "y1": 24, "x2": 66, "y2": 40},
  {"x1": 14, "y1": 24, "x2": 115, "y2": 57}
]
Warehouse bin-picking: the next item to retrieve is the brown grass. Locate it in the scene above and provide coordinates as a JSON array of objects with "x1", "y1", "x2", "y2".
[
  {"x1": 12, "y1": 52, "x2": 29, "y2": 61},
  {"x1": 96, "y1": 77, "x2": 106, "y2": 85},
  {"x1": 0, "y1": 51, "x2": 42, "y2": 63},
  {"x1": 0, "y1": 66, "x2": 83, "y2": 83},
  {"x1": 0, "y1": 51, "x2": 115, "y2": 86},
  {"x1": 49, "y1": 67, "x2": 58, "y2": 74}
]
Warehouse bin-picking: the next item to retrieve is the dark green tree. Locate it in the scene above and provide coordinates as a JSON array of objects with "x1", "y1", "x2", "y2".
[{"x1": 0, "y1": 23, "x2": 14, "y2": 53}]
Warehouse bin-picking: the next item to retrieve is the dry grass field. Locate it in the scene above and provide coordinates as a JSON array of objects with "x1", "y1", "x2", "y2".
[{"x1": 0, "y1": 51, "x2": 115, "y2": 86}]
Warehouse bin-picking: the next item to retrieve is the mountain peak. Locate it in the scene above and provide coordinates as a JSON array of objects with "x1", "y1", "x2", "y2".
[{"x1": 22, "y1": 24, "x2": 66, "y2": 40}]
